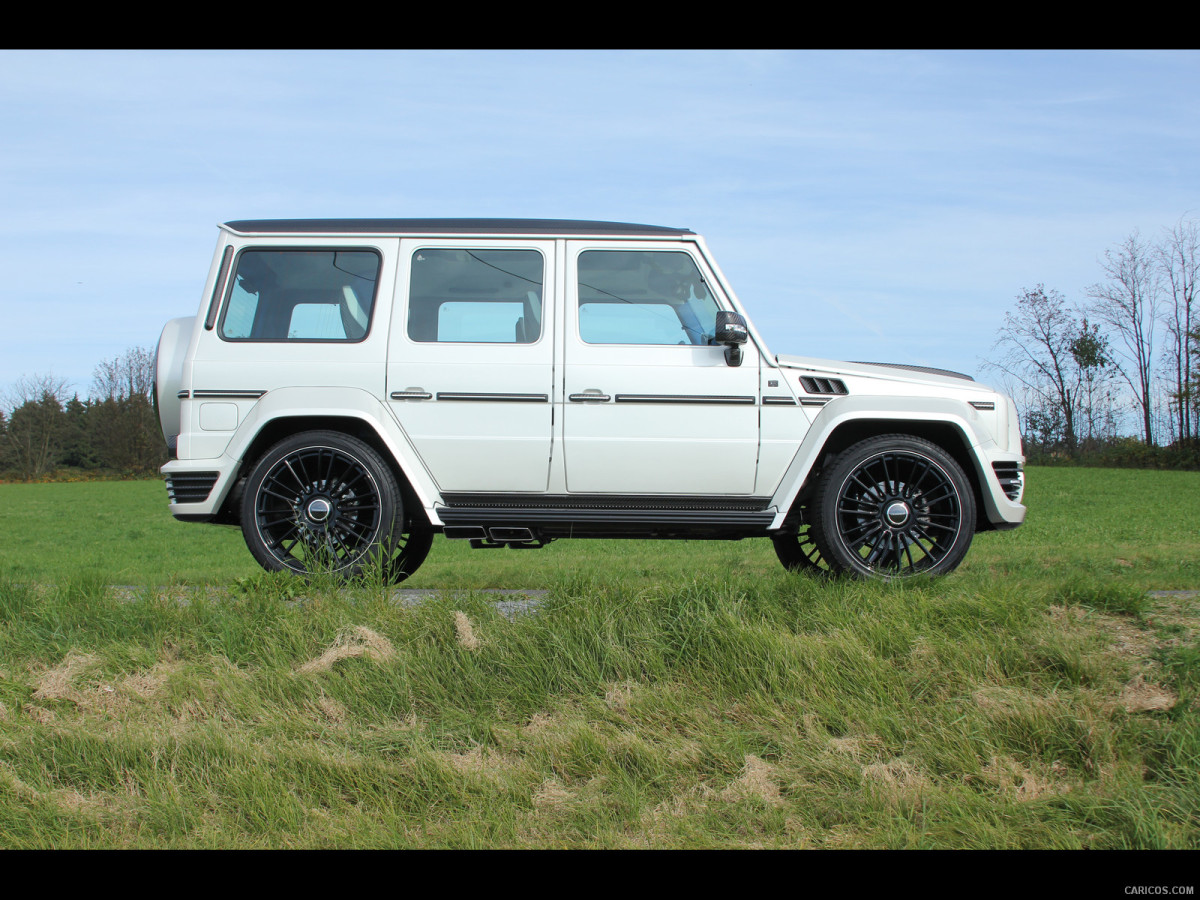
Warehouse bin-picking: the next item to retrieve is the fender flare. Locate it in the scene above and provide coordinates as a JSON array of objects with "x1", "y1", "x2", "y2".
[
  {"x1": 768, "y1": 395, "x2": 998, "y2": 527},
  {"x1": 220, "y1": 386, "x2": 444, "y2": 522}
]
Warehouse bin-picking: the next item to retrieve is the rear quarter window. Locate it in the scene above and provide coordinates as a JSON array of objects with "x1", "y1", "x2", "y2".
[{"x1": 218, "y1": 248, "x2": 380, "y2": 342}]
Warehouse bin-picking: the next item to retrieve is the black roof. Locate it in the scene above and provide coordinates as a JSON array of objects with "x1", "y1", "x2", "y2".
[{"x1": 223, "y1": 218, "x2": 694, "y2": 236}]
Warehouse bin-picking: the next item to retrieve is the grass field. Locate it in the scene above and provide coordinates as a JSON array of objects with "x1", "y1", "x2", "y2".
[
  {"x1": 2, "y1": 466, "x2": 1199, "y2": 589},
  {"x1": 0, "y1": 467, "x2": 1198, "y2": 852}
]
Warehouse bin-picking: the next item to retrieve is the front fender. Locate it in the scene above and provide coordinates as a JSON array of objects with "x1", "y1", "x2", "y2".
[{"x1": 767, "y1": 394, "x2": 1008, "y2": 528}]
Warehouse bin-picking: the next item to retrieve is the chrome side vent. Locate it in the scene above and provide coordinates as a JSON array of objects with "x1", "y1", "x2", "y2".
[
  {"x1": 166, "y1": 472, "x2": 219, "y2": 504},
  {"x1": 799, "y1": 376, "x2": 849, "y2": 395},
  {"x1": 991, "y1": 462, "x2": 1023, "y2": 502}
]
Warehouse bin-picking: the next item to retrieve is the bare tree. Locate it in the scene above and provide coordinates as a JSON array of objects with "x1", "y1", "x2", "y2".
[
  {"x1": 1158, "y1": 218, "x2": 1199, "y2": 444},
  {"x1": 984, "y1": 285, "x2": 1087, "y2": 454},
  {"x1": 1190, "y1": 323, "x2": 1200, "y2": 424},
  {"x1": 91, "y1": 346, "x2": 154, "y2": 401},
  {"x1": 1088, "y1": 230, "x2": 1161, "y2": 446}
]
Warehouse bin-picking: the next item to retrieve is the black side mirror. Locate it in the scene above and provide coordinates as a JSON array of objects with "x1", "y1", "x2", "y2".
[
  {"x1": 715, "y1": 310, "x2": 748, "y2": 344},
  {"x1": 714, "y1": 310, "x2": 748, "y2": 366}
]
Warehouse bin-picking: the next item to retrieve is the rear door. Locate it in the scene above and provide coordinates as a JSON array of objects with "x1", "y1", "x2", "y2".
[{"x1": 386, "y1": 239, "x2": 555, "y2": 493}]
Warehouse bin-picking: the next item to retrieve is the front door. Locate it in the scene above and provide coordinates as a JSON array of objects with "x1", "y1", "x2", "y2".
[{"x1": 562, "y1": 243, "x2": 761, "y2": 495}]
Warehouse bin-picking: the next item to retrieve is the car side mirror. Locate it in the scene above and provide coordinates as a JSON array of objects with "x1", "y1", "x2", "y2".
[{"x1": 714, "y1": 310, "x2": 748, "y2": 366}]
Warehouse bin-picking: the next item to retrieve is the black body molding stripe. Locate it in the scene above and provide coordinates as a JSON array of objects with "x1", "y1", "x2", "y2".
[
  {"x1": 613, "y1": 394, "x2": 756, "y2": 405},
  {"x1": 436, "y1": 392, "x2": 549, "y2": 403},
  {"x1": 191, "y1": 390, "x2": 266, "y2": 399}
]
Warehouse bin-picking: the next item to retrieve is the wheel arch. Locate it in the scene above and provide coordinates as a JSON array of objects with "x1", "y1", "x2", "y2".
[
  {"x1": 217, "y1": 412, "x2": 433, "y2": 531},
  {"x1": 772, "y1": 404, "x2": 994, "y2": 533}
]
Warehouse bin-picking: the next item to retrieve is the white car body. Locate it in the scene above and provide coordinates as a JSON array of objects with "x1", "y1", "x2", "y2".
[{"x1": 156, "y1": 219, "x2": 1025, "y2": 580}]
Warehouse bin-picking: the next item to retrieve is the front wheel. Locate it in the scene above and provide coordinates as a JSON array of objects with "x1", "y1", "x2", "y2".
[
  {"x1": 809, "y1": 435, "x2": 976, "y2": 579},
  {"x1": 241, "y1": 430, "x2": 422, "y2": 581}
]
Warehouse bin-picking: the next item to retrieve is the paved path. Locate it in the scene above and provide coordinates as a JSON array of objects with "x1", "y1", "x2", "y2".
[
  {"x1": 391, "y1": 588, "x2": 547, "y2": 617},
  {"x1": 105, "y1": 585, "x2": 549, "y2": 616}
]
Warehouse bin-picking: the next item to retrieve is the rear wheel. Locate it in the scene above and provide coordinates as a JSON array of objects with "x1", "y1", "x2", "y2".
[
  {"x1": 809, "y1": 434, "x2": 975, "y2": 579},
  {"x1": 240, "y1": 430, "x2": 427, "y2": 582}
]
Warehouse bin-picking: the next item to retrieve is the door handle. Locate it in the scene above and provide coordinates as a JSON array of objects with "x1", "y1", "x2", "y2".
[
  {"x1": 569, "y1": 392, "x2": 611, "y2": 403},
  {"x1": 390, "y1": 390, "x2": 433, "y2": 400}
]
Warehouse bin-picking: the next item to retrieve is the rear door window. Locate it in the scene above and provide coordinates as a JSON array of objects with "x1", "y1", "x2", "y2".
[{"x1": 406, "y1": 248, "x2": 544, "y2": 343}]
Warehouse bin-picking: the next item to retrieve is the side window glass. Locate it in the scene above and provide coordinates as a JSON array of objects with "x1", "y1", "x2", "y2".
[
  {"x1": 288, "y1": 303, "x2": 347, "y2": 339},
  {"x1": 222, "y1": 278, "x2": 259, "y2": 338},
  {"x1": 219, "y1": 249, "x2": 379, "y2": 342},
  {"x1": 580, "y1": 303, "x2": 689, "y2": 344},
  {"x1": 407, "y1": 249, "x2": 544, "y2": 343},
  {"x1": 577, "y1": 250, "x2": 719, "y2": 345}
]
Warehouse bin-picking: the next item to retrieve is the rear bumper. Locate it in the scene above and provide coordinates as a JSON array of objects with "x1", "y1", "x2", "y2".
[{"x1": 162, "y1": 457, "x2": 240, "y2": 520}]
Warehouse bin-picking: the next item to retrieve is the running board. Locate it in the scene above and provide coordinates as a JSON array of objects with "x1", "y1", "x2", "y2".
[{"x1": 438, "y1": 503, "x2": 776, "y2": 541}]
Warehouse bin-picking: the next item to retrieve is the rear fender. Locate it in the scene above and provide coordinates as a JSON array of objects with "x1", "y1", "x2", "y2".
[{"x1": 221, "y1": 386, "x2": 442, "y2": 518}]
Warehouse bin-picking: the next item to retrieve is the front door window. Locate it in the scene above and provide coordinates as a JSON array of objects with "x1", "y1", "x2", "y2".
[{"x1": 576, "y1": 250, "x2": 719, "y2": 345}]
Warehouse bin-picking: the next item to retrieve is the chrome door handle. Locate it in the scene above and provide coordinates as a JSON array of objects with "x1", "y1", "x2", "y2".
[
  {"x1": 569, "y1": 392, "x2": 611, "y2": 402},
  {"x1": 390, "y1": 390, "x2": 432, "y2": 400}
]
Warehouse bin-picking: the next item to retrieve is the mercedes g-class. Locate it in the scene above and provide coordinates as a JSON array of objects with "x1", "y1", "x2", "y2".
[{"x1": 155, "y1": 219, "x2": 1025, "y2": 581}]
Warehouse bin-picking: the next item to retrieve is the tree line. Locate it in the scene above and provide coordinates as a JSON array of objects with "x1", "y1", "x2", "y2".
[
  {"x1": 984, "y1": 217, "x2": 1200, "y2": 468},
  {"x1": 0, "y1": 348, "x2": 167, "y2": 481}
]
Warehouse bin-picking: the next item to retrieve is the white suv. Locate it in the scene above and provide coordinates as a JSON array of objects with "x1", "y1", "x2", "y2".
[{"x1": 155, "y1": 219, "x2": 1025, "y2": 581}]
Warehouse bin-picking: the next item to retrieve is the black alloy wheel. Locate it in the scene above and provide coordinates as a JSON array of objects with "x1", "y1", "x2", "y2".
[
  {"x1": 241, "y1": 430, "x2": 426, "y2": 581},
  {"x1": 810, "y1": 435, "x2": 975, "y2": 578},
  {"x1": 772, "y1": 513, "x2": 834, "y2": 575}
]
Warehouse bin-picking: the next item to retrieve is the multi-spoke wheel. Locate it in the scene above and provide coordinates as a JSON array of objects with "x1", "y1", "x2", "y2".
[
  {"x1": 240, "y1": 431, "x2": 427, "y2": 582},
  {"x1": 772, "y1": 512, "x2": 836, "y2": 575},
  {"x1": 809, "y1": 435, "x2": 975, "y2": 579}
]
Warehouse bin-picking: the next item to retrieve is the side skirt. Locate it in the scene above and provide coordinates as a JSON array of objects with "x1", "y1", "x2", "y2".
[{"x1": 437, "y1": 494, "x2": 777, "y2": 542}]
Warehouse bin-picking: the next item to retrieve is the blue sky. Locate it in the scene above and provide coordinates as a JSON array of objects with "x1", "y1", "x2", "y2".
[{"x1": 2, "y1": 49, "x2": 1197, "y2": 401}]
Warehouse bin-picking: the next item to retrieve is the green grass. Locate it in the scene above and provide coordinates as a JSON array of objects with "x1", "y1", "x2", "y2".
[
  {"x1": 2, "y1": 466, "x2": 1199, "y2": 588},
  {"x1": 0, "y1": 467, "x2": 1197, "y2": 849}
]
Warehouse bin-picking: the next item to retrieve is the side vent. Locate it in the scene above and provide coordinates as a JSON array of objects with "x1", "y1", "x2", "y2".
[
  {"x1": 799, "y1": 376, "x2": 849, "y2": 395},
  {"x1": 166, "y1": 472, "x2": 219, "y2": 504},
  {"x1": 991, "y1": 462, "x2": 1023, "y2": 502}
]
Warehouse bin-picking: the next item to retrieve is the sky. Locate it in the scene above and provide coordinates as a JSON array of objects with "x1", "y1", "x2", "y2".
[{"x1": 1, "y1": 49, "x2": 1198, "y2": 404}]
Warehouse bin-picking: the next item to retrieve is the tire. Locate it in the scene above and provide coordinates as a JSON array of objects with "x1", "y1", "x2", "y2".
[
  {"x1": 387, "y1": 527, "x2": 433, "y2": 583},
  {"x1": 809, "y1": 434, "x2": 976, "y2": 579},
  {"x1": 240, "y1": 430, "x2": 424, "y2": 581},
  {"x1": 772, "y1": 513, "x2": 836, "y2": 575}
]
